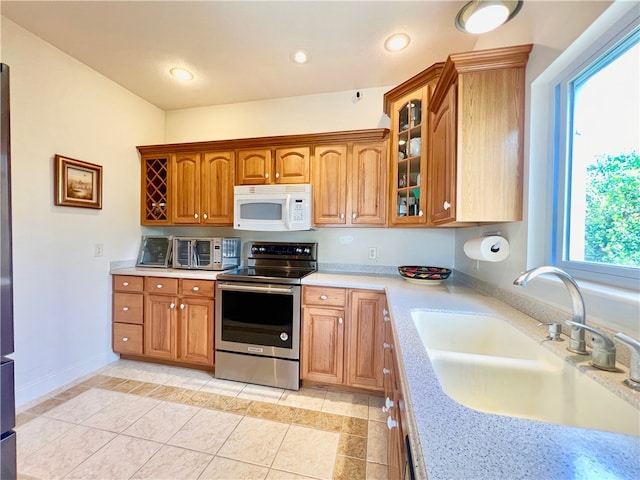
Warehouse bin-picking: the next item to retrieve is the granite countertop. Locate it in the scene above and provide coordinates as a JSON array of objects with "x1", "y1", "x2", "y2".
[
  {"x1": 304, "y1": 272, "x2": 640, "y2": 480},
  {"x1": 110, "y1": 266, "x2": 640, "y2": 479}
]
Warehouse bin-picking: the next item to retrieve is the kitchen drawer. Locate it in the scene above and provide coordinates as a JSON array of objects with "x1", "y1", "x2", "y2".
[
  {"x1": 112, "y1": 275, "x2": 144, "y2": 292},
  {"x1": 144, "y1": 277, "x2": 178, "y2": 295},
  {"x1": 303, "y1": 286, "x2": 346, "y2": 307},
  {"x1": 181, "y1": 279, "x2": 215, "y2": 298},
  {"x1": 113, "y1": 323, "x2": 143, "y2": 355},
  {"x1": 113, "y1": 293, "x2": 144, "y2": 324}
]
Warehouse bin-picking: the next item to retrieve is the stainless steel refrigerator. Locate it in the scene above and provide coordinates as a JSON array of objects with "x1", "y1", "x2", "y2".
[{"x1": 0, "y1": 62, "x2": 17, "y2": 480}]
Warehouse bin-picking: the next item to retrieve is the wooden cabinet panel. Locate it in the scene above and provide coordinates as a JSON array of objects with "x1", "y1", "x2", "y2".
[
  {"x1": 302, "y1": 286, "x2": 346, "y2": 307},
  {"x1": 180, "y1": 279, "x2": 215, "y2": 298},
  {"x1": 275, "y1": 147, "x2": 310, "y2": 184},
  {"x1": 237, "y1": 149, "x2": 272, "y2": 185},
  {"x1": 144, "y1": 294, "x2": 178, "y2": 360},
  {"x1": 113, "y1": 293, "x2": 143, "y2": 324},
  {"x1": 144, "y1": 277, "x2": 179, "y2": 295},
  {"x1": 113, "y1": 323, "x2": 143, "y2": 355},
  {"x1": 351, "y1": 143, "x2": 387, "y2": 225},
  {"x1": 113, "y1": 275, "x2": 144, "y2": 292},
  {"x1": 348, "y1": 290, "x2": 385, "y2": 389},
  {"x1": 301, "y1": 306, "x2": 345, "y2": 384},
  {"x1": 171, "y1": 152, "x2": 201, "y2": 224},
  {"x1": 312, "y1": 145, "x2": 348, "y2": 225},
  {"x1": 179, "y1": 297, "x2": 214, "y2": 365},
  {"x1": 429, "y1": 86, "x2": 457, "y2": 224},
  {"x1": 202, "y1": 151, "x2": 235, "y2": 225}
]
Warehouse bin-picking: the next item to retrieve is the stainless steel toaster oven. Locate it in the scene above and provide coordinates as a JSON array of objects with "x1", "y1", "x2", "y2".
[{"x1": 172, "y1": 237, "x2": 240, "y2": 271}]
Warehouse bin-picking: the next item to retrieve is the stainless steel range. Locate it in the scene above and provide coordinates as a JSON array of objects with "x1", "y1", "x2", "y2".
[{"x1": 215, "y1": 241, "x2": 317, "y2": 390}]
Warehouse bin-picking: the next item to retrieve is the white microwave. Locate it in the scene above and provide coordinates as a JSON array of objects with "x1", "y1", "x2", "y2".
[{"x1": 233, "y1": 184, "x2": 312, "y2": 231}]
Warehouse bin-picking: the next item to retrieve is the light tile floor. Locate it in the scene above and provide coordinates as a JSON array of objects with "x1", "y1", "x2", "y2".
[{"x1": 15, "y1": 360, "x2": 389, "y2": 480}]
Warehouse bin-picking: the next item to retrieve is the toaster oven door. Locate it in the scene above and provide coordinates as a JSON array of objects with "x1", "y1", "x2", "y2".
[{"x1": 173, "y1": 238, "x2": 214, "y2": 269}]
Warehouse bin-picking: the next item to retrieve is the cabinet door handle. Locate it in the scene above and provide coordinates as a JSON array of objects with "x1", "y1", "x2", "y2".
[
  {"x1": 338, "y1": 317, "x2": 343, "y2": 325},
  {"x1": 157, "y1": 284, "x2": 163, "y2": 289},
  {"x1": 122, "y1": 337, "x2": 129, "y2": 342},
  {"x1": 122, "y1": 307, "x2": 129, "y2": 312},
  {"x1": 170, "y1": 303, "x2": 175, "y2": 309},
  {"x1": 193, "y1": 286, "x2": 200, "y2": 292},
  {"x1": 384, "y1": 316, "x2": 390, "y2": 322},
  {"x1": 383, "y1": 342, "x2": 391, "y2": 349},
  {"x1": 320, "y1": 295, "x2": 328, "y2": 300},
  {"x1": 382, "y1": 368, "x2": 391, "y2": 375},
  {"x1": 265, "y1": 173, "x2": 269, "y2": 179},
  {"x1": 387, "y1": 416, "x2": 398, "y2": 430},
  {"x1": 180, "y1": 304, "x2": 185, "y2": 310},
  {"x1": 419, "y1": 210, "x2": 424, "y2": 217},
  {"x1": 340, "y1": 213, "x2": 345, "y2": 219},
  {"x1": 352, "y1": 212, "x2": 357, "y2": 219},
  {"x1": 194, "y1": 213, "x2": 199, "y2": 219},
  {"x1": 203, "y1": 213, "x2": 208, "y2": 220},
  {"x1": 123, "y1": 282, "x2": 129, "y2": 287},
  {"x1": 275, "y1": 172, "x2": 280, "y2": 179},
  {"x1": 383, "y1": 308, "x2": 389, "y2": 315},
  {"x1": 443, "y1": 201, "x2": 451, "y2": 210}
]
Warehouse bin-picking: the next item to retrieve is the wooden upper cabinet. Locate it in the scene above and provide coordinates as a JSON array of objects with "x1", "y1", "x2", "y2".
[
  {"x1": 384, "y1": 64, "x2": 442, "y2": 226},
  {"x1": 351, "y1": 142, "x2": 387, "y2": 225},
  {"x1": 236, "y1": 149, "x2": 272, "y2": 185},
  {"x1": 427, "y1": 44, "x2": 532, "y2": 225},
  {"x1": 312, "y1": 145, "x2": 348, "y2": 225},
  {"x1": 202, "y1": 151, "x2": 235, "y2": 225},
  {"x1": 171, "y1": 152, "x2": 201, "y2": 224},
  {"x1": 274, "y1": 147, "x2": 310, "y2": 184},
  {"x1": 311, "y1": 140, "x2": 388, "y2": 227}
]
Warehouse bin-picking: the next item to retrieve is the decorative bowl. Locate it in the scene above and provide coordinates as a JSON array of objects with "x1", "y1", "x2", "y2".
[{"x1": 397, "y1": 266, "x2": 451, "y2": 285}]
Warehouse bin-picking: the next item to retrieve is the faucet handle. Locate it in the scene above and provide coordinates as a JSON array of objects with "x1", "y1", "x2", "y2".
[
  {"x1": 614, "y1": 332, "x2": 640, "y2": 390},
  {"x1": 565, "y1": 320, "x2": 617, "y2": 371},
  {"x1": 537, "y1": 322, "x2": 562, "y2": 341}
]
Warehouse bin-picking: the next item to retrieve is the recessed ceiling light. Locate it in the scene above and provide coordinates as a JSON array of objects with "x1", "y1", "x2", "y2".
[
  {"x1": 170, "y1": 67, "x2": 194, "y2": 81},
  {"x1": 384, "y1": 33, "x2": 410, "y2": 52},
  {"x1": 291, "y1": 50, "x2": 311, "y2": 64}
]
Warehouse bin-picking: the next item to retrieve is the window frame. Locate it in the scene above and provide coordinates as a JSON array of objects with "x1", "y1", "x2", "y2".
[{"x1": 551, "y1": 13, "x2": 640, "y2": 291}]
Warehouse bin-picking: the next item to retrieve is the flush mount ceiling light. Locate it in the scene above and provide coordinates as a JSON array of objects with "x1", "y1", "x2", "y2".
[
  {"x1": 291, "y1": 50, "x2": 311, "y2": 64},
  {"x1": 384, "y1": 33, "x2": 411, "y2": 52},
  {"x1": 169, "y1": 67, "x2": 194, "y2": 81},
  {"x1": 455, "y1": 0, "x2": 523, "y2": 34}
]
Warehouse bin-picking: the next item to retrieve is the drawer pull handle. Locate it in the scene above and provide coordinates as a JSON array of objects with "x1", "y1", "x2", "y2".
[
  {"x1": 193, "y1": 286, "x2": 200, "y2": 292},
  {"x1": 320, "y1": 295, "x2": 328, "y2": 300},
  {"x1": 157, "y1": 284, "x2": 163, "y2": 289},
  {"x1": 122, "y1": 337, "x2": 129, "y2": 342},
  {"x1": 180, "y1": 304, "x2": 185, "y2": 310},
  {"x1": 123, "y1": 282, "x2": 129, "y2": 287},
  {"x1": 122, "y1": 307, "x2": 129, "y2": 312},
  {"x1": 170, "y1": 303, "x2": 175, "y2": 309}
]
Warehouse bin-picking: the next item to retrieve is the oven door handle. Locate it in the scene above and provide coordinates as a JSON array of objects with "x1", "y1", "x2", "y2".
[{"x1": 218, "y1": 283, "x2": 294, "y2": 294}]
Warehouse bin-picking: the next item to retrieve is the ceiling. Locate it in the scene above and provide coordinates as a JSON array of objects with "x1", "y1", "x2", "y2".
[{"x1": 0, "y1": 1, "x2": 571, "y2": 111}]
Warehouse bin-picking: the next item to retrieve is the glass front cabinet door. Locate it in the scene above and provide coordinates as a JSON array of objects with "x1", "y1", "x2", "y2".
[{"x1": 384, "y1": 63, "x2": 442, "y2": 226}]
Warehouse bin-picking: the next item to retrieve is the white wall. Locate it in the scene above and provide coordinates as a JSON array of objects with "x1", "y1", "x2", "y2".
[
  {"x1": 1, "y1": 18, "x2": 165, "y2": 406},
  {"x1": 454, "y1": 1, "x2": 639, "y2": 336}
]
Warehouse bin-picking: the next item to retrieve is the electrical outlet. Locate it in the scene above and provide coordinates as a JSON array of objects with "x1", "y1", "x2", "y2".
[
  {"x1": 94, "y1": 243, "x2": 104, "y2": 257},
  {"x1": 368, "y1": 247, "x2": 377, "y2": 260}
]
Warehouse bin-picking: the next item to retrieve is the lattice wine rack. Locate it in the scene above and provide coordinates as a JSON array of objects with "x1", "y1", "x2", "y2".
[{"x1": 143, "y1": 157, "x2": 169, "y2": 223}]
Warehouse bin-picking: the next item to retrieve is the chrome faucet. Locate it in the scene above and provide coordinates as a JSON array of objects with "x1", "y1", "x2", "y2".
[
  {"x1": 614, "y1": 332, "x2": 640, "y2": 391},
  {"x1": 513, "y1": 266, "x2": 588, "y2": 355},
  {"x1": 565, "y1": 320, "x2": 616, "y2": 371}
]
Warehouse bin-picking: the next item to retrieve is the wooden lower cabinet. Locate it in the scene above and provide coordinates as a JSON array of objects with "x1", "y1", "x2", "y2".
[
  {"x1": 301, "y1": 286, "x2": 385, "y2": 392},
  {"x1": 111, "y1": 275, "x2": 214, "y2": 367}
]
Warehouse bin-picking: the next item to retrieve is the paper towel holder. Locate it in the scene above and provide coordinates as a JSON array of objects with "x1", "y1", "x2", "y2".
[{"x1": 481, "y1": 230, "x2": 503, "y2": 237}]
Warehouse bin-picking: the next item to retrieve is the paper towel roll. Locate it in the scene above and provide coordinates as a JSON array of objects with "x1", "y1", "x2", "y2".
[{"x1": 463, "y1": 236, "x2": 510, "y2": 262}]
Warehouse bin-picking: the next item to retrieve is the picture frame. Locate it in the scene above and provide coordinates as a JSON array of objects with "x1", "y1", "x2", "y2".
[{"x1": 54, "y1": 154, "x2": 102, "y2": 209}]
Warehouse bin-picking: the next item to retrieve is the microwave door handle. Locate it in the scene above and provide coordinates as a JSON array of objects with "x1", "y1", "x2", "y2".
[{"x1": 284, "y1": 194, "x2": 291, "y2": 230}]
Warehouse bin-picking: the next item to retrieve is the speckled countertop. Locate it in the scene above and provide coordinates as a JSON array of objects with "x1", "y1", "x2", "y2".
[
  {"x1": 110, "y1": 266, "x2": 640, "y2": 479},
  {"x1": 304, "y1": 272, "x2": 640, "y2": 480}
]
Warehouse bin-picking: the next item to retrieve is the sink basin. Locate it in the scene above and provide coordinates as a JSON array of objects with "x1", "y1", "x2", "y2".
[{"x1": 411, "y1": 310, "x2": 640, "y2": 436}]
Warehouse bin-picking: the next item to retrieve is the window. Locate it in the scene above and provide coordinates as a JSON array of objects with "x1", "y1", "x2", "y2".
[{"x1": 553, "y1": 17, "x2": 639, "y2": 289}]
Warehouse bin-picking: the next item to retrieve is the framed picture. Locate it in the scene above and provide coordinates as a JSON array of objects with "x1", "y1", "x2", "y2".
[{"x1": 54, "y1": 155, "x2": 102, "y2": 209}]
